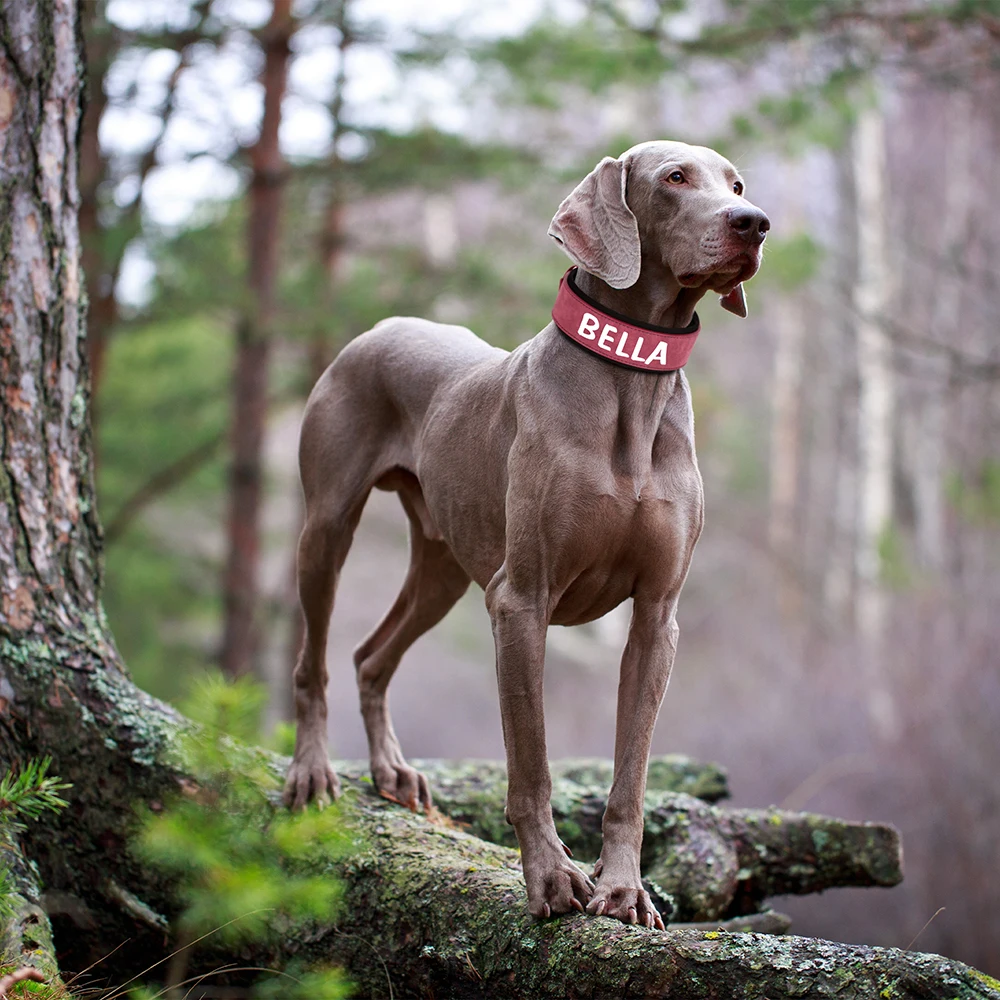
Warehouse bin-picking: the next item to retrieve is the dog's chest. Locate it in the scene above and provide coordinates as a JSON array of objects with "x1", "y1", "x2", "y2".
[{"x1": 535, "y1": 450, "x2": 703, "y2": 627}]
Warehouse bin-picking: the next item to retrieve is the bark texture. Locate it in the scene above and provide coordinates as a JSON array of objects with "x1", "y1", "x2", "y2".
[
  {"x1": 262, "y1": 775, "x2": 999, "y2": 1000},
  {"x1": 348, "y1": 757, "x2": 901, "y2": 922}
]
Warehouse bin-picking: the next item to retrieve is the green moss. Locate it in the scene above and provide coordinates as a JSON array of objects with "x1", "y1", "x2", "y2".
[{"x1": 971, "y1": 971, "x2": 1000, "y2": 993}]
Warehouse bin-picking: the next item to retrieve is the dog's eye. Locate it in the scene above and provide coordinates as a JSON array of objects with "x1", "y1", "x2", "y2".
[
  {"x1": 665, "y1": 171, "x2": 685, "y2": 185},
  {"x1": 733, "y1": 181, "x2": 744, "y2": 195}
]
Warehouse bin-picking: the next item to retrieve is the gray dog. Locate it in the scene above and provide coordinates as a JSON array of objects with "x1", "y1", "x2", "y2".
[{"x1": 284, "y1": 140, "x2": 769, "y2": 929}]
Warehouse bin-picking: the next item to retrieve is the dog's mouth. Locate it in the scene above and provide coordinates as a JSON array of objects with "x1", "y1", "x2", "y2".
[{"x1": 678, "y1": 251, "x2": 760, "y2": 292}]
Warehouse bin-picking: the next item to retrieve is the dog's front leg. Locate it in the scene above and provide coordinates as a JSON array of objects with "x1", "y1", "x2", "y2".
[
  {"x1": 486, "y1": 575, "x2": 595, "y2": 918},
  {"x1": 587, "y1": 599, "x2": 678, "y2": 929}
]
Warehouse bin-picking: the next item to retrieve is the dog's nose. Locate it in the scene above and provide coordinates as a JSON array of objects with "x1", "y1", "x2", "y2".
[{"x1": 727, "y1": 206, "x2": 770, "y2": 244}]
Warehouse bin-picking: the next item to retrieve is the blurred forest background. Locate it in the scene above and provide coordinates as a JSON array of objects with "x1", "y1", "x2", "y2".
[{"x1": 83, "y1": 0, "x2": 1000, "y2": 976}]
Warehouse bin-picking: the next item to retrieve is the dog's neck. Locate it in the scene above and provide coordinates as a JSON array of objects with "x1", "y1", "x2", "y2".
[
  {"x1": 571, "y1": 267, "x2": 707, "y2": 330},
  {"x1": 539, "y1": 264, "x2": 700, "y2": 459}
]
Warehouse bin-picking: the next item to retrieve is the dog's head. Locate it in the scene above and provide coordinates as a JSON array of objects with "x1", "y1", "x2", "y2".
[{"x1": 548, "y1": 140, "x2": 769, "y2": 317}]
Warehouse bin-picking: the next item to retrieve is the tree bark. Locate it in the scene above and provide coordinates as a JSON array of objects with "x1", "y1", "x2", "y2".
[
  {"x1": 356, "y1": 757, "x2": 901, "y2": 922},
  {"x1": 77, "y1": 0, "x2": 114, "y2": 417},
  {"x1": 273, "y1": 778, "x2": 998, "y2": 1000},
  {"x1": 220, "y1": 0, "x2": 295, "y2": 680}
]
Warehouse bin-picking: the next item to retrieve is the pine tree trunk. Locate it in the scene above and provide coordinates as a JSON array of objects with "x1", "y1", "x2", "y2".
[
  {"x1": 280, "y1": 1, "x2": 352, "y2": 714},
  {"x1": 77, "y1": 0, "x2": 115, "y2": 424},
  {"x1": 220, "y1": 0, "x2": 294, "y2": 679}
]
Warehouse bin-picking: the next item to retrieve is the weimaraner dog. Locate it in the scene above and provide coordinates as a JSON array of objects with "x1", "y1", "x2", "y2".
[{"x1": 284, "y1": 140, "x2": 769, "y2": 928}]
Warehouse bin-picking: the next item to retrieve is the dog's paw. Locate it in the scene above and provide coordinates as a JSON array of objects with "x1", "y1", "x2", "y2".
[
  {"x1": 283, "y1": 748, "x2": 341, "y2": 811},
  {"x1": 524, "y1": 855, "x2": 595, "y2": 918},
  {"x1": 586, "y1": 882, "x2": 665, "y2": 929},
  {"x1": 373, "y1": 760, "x2": 432, "y2": 813}
]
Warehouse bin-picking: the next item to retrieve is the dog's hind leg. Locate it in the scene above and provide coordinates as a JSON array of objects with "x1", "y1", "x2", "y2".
[
  {"x1": 353, "y1": 470, "x2": 471, "y2": 811},
  {"x1": 283, "y1": 486, "x2": 369, "y2": 810},
  {"x1": 283, "y1": 379, "x2": 387, "y2": 810}
]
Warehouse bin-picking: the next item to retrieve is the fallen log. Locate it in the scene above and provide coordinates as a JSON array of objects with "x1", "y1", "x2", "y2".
[
  {"x1": 0, "y1": 843, "x2": 61, "y2": 992},
  {"x1": 247, "y1": 776, "x2": 1000, "y2": 1000},
  {"x1": 344, "y1": 757, "x2": 902, "y2": 921}
]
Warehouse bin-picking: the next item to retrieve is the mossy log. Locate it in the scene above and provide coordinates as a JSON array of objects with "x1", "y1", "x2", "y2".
[
  {"x1": 342, "y1": 757, "x2": 901, "y2": 921},
  {"x1": 0, "y1": 844, "x2": 61, "y2": 993},
  {"x1": 261, "y1": 775, "x2": 999, "y2": 1000}
]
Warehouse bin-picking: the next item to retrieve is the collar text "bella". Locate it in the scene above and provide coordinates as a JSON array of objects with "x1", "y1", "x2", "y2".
[{"x1": 551, "y1": 268, "x2": 700, "y2": 372}]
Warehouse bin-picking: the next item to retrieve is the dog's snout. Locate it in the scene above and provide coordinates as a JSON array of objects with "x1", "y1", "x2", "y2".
[{"x1": 727, "y1": 206, "x2": 770, "y2": 244}]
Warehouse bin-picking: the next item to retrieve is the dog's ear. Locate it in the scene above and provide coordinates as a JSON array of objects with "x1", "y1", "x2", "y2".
[
  {"x1": 720, "y1": 283, "x2": 748, "y2": 318},
  {"x1": 548, "y1": 156, "x2": 640, "y2": 290}
]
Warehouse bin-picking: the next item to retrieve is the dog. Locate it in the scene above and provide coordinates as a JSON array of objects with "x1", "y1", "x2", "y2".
[{"x1": 283, "y1": 140, "x2": 769, "y2": 928}]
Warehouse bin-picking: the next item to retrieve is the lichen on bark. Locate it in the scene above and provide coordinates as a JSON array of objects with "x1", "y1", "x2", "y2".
[{"x1": 363, "y1": 756, "x2": 901, "y2": 921}]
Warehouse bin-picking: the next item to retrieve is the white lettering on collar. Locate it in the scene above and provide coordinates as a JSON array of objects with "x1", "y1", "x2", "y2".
[
  {"x1": 577, "y1": 312, "x2": 599, "y2": 339},
  {"x1": 644, "y1": 340, "x2": 669, "y2": 367}
]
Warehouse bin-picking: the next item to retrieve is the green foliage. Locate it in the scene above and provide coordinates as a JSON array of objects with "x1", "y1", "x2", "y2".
[
  {"x1": 141, "y1": 207, "x2": 248, "y2": 322},
  {"x1": 98, "y1": 314, "x2": 231, "y2": 513},
  {"x1": 97, "y1": 313, "x2": 231, "y2": 701},
  {"x1": 271, "y1": 721, "x2": 297, "y2": 758},
  {"x1": 760, "y1": 232, "x2": 824, "y2": 292},
  {"x1": 477, "y1": 18, "x2": 674, "y2": 107},
  {"x1": 726, "y1": 69, "x2": 865, "y2": 153},
  {"x1": 946, "y1": 460, "x2": 1000, "y2": 524},
  {"x1": 0, "y1": 759, "x2": 70, "y2": 925},
  {"x1": 136, "y1": 675, "x2": 351, "y2": 995},
  {"x1": 0, "y1": 759, "x2": 70, "y2": 833},
  {"x1": 343, "y1": 127, "x2": 539, "y2": 193},
  {"x1": 253, "y1": 964, "x2": 352, "y2": 999},
  {"x1": 877, "y1": 522, "x2": 912, "y2": 589}
]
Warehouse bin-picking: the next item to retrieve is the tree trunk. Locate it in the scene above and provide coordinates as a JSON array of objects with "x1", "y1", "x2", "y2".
[
  {"x1": 851, "y1": 101, "x2": 898, "y2": 738},
  {"x1": 78, "y1": 2, "x2": 192, "y2": 434},
  {"x1": 1, "y1": 4, "x2": 999, "y2": 997},
  {"x1": 77, "y1": 0, "x2": 115, "y2": 422},
  {"x1": 220, "y1": 0, "x2": 294, "y2": 680},
  {"x1": 280, "y1": 778, "x2": 997, "y2": 1000},
  {"x1": 821, "y1": 144, "x2": 860, "y2": 623},
  {"x1": 768, "y1": 294, "x2": 805, "y2": 612},
  {"x1": 903, "y1": 90, "x2": 974, "y2": 574},
  {"x1": 280, "y1": 0, "x2": 352, "y2": 719}
]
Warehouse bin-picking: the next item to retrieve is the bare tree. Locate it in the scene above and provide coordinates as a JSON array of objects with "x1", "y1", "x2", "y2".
[
  {"x1": 220, "y1": 0, "x2": 295, "y2": 679},
  {"x1": 851, "y1": 101, "x2": 898, "y2": 739},
  {"x1": 901, "y1": 90, "x2": 975, "y2": 573}
]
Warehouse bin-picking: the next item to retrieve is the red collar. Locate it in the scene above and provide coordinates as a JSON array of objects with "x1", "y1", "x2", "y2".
[{"x1": 551, "y1": 268, "x2": 700, "y2": 372}]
